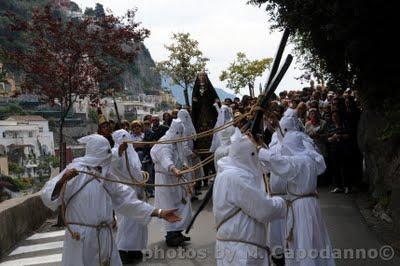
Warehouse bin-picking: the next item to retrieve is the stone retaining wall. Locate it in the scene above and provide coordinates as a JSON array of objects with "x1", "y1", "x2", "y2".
[{"x1": 0, "y1": 192, "x2": 53, "y2": 256}]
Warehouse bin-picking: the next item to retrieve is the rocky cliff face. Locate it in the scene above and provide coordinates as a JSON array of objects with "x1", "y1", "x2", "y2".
[
  {"x1": 122, "y1": 44, "x2": 161, "y2": 95},
  {"x1": 60, "y1": 1, "x2": 162, "y2": 96}
]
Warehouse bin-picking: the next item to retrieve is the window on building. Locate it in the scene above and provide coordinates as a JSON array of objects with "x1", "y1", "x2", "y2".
[
  {"x1": 39, "y1": 127, "x2": 43, "y2": 133},
  {"x1": 28, "y1": 131, "x2": 33, "y2": 138},
  {"x1": 2, "y1": 132, "x2": 5, "y2": 138}
]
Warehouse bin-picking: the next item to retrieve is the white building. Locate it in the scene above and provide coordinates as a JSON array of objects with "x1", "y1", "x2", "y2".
[
  {"x1": 72, "y1": 91, "x2": 176, "y2": 123},
  {"x1": 0, "y1": 116, "x2": 54, "y2": 177}
]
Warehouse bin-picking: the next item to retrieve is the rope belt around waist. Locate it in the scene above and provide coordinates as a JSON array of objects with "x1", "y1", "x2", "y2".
[
  {"x1": 215, "y1": 209, "x2": 271, "y2": 262},
  {"x1": 270, "y1": 192, "x2": 287, "y2": 197},
  {"x1": 216, "y1": 236, "x2": 271, "y2": 254},
  {"x1": 285, "y1": 192, "x2": 318, "y2": 248},
  {"x1": 68, "y1": 221, "x2": 113, "y2": 266}
]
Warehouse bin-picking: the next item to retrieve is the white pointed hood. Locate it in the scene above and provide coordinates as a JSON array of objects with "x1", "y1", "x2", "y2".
[
  {"x1": 281, "y1": 131, "x2": 326, "y2": 175},
  {"x1": 218, "y1": 128, "x2": 262, "y2": 178},
  {"x1": 112, "y1": 129, "x2": 142, "y2": 170},
  {"x1": 210, "y1": 105, "x2": 234, "y2": 152},
  {"x1": 73, "y1": 134, "x2": 112, "y2": 170}
]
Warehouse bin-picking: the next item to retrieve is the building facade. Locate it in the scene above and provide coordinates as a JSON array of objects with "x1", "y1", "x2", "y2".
[{"x1": 0, "y1": 116, "x2": 54, "y2": 177}]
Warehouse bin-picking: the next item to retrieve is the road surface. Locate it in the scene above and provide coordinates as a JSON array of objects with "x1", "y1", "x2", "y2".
[{"x1": 1, "y1": 188, "x2": 399, "y2": 265}]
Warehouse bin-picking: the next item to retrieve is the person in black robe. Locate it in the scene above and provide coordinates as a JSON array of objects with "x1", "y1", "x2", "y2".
[{"x1": 191, "y1": 71, "x2": 219, "y2": 187}]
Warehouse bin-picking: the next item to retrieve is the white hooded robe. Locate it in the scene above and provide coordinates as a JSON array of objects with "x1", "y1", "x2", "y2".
[
  {"x1": 41, "y1": 134, "x2": 155, "y2": 266},
  {"x1": 150, "y1": 119, "x2": 192, "y2": 232},
  {"x1": 213, "y1": 129, "x2": 287, "y2": 266},
  {"x1": 110, "y1": 129, "x2": 149, "y2": 251},
  {"x1": 259, "y1": 131, "x2": 335, "y2": 266}
]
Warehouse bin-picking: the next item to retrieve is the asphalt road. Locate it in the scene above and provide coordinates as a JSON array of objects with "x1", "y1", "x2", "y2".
[{"x1": 1, "y1": 187, "x2": 399, "y2": 265}]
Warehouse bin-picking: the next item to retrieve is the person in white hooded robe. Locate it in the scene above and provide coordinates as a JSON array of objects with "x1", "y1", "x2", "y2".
[
  {"x1": 213, "y1": 128, "x2": 287, "y2": 266},
  {"x1": 41, "y1": 134, "x2": 181, "y2": 266},
  {"x1": 210, "y1": 105, "x2": 234, "y2": 153},
  {"x1": 150, "y1": 118, "x2": 193, "y2": 246},
  {"x1": 213, "y1": 125, "x2": 235, "y2": 171},
  {"x1": 177, "y1": 109, "x2": 205, "y2": 199},
  {"x1": 255, "y1": 117, "x2": 335, "y2": 266},
  {"x1": 264, "y1": 108, "x2": 305, "y2": 265},
  {"x1": 110, "y1": 129, "x2": 148, "y2": 263}
]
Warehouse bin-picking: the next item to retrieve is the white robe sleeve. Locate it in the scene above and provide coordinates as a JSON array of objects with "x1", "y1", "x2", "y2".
[
  {"x1": 104, "y1": 172, "x2": 155, "y2": 225},
  {"x1": 258, "y1": 148, "x2": 301, "y2": 180},
  {"x1": 158, "y1": 144, "x2": 175, "y2": 171},
  {"x1": 40, "y1": 169, "x2": 68, "y2": 211},
  {"x1": 227, "y1": 175, "x2": 286, "y2": 224}
]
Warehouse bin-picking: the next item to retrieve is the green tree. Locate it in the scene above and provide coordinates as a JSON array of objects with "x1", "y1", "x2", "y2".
[
  {"x1": 84, "y1": 7, "x2": 95, "y2": 17},
  {"x1": 94, "y1": 3, "x2": 105, "y2": 19},
  {"x1": 0, "y1": 103, "x2": 30, "y2": 119},
  {"x1": 88, "y1": 108, "x2": 99, "y2": 124},
  {"x1": 247, "y1": 0, "x2": 397, "y2": 107},
  {"x1": 9, "y1": 162, "x2": 24, "y2": 176},
  {"x1": 156, "y1": 33, "x2": 209, "y2": 107},
  {"x1": 219, "y1": 52, "x2": 272, "y2": 96}
]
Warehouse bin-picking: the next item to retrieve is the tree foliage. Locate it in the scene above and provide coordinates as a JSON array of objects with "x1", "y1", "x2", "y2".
[
  {"x1": 156, "y1": 32, "x2": 209, "y2": 107},
  {"x1": 220, "y1": 52, "x2": 272, "y2": 95},
  {"x1": 248, "y1": 0, "x2": 397, "y2": 107},
  {"x1": 1, "y1": 4, "x2": 149, "y2": 168},
  {"x1": 0, "y1": 103, "x2": 30, "y2": 119},
  {"x1": 9, "y1": 162, "x2": 24, "y2": 176},
  {"x1": 0, "y1": 0, "x2": 49, "y2": 71}
]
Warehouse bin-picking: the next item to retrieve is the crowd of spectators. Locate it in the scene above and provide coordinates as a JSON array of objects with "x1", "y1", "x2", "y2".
[
  {"x1": 100, "y1": 84, "x2": 363, "y2": 197},
  {"x1": 227, "y1": 85, "x2": 363, "y2": 194}
]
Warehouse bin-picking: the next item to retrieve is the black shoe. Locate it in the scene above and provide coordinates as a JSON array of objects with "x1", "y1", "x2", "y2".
[
  {"x1": 178, "y1": 232, "x2": 191, "y2": 242},
  {"x1": 181, "y1": 235, "x2": 191, "y2": 242},
  {"x1": 119, "y1": 250, "x2": 133, "y2": 264},
  {"x1": 130, "y1": 251, "x2": 143, "y2": 262},
  {"x1": 166, "y1": 237, "x2": 184, "y2": 247},
  {"x1": 271, "y1": 254, "x2": 285, "y2": 266}
]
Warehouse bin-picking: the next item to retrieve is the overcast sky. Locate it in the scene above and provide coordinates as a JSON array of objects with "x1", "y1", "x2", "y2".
[{"x1": 74, "y1": 0, "x2": 306, "y2": 95}]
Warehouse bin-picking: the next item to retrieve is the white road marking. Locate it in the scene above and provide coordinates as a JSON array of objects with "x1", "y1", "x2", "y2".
[
  {"x1": 0, "y1": 254, "x2": 62, "y2": 266},
  {"x1": 26, "y1": 230, "x2": 65, "y2": 240},
  {"x1": 9, "y1": 241, "x2": 63, "y2": 256}
]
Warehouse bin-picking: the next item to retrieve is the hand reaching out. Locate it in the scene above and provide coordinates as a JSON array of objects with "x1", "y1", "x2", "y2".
[{"x1": 160, "y1": 208, "x2": 182, "y2": 223}]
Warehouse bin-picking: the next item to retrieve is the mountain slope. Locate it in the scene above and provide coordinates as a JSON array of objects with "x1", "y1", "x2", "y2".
[{"x1": 162, "y1": 80, "x2": 236, "y2": 105}]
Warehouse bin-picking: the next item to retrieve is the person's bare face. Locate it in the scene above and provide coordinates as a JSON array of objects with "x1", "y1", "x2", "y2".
[
  {"x1": 98, "y1": 123, "x2": 110, "y2": 136},
  {"x1": 122, "y1": 123, "x2": 130, "y2": 131},
  {"x1": 309, "y1": 111, "x2": 318, "y2": 120},
  {"x1": 152, "y1": 117, "x2": 160, "y2": 127},
  {"x1": 132, "y1": 125, "x2": 142, "y2": 135},
  {"x1": 332, "y1": 112, "x2": 340, "y2": 124},
  {"x1": 163, "y1": 113, "x2": 171, "y2": 123},
  {"x1": 143, "y1": 123, "x2": 151, "y2": 131}
]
